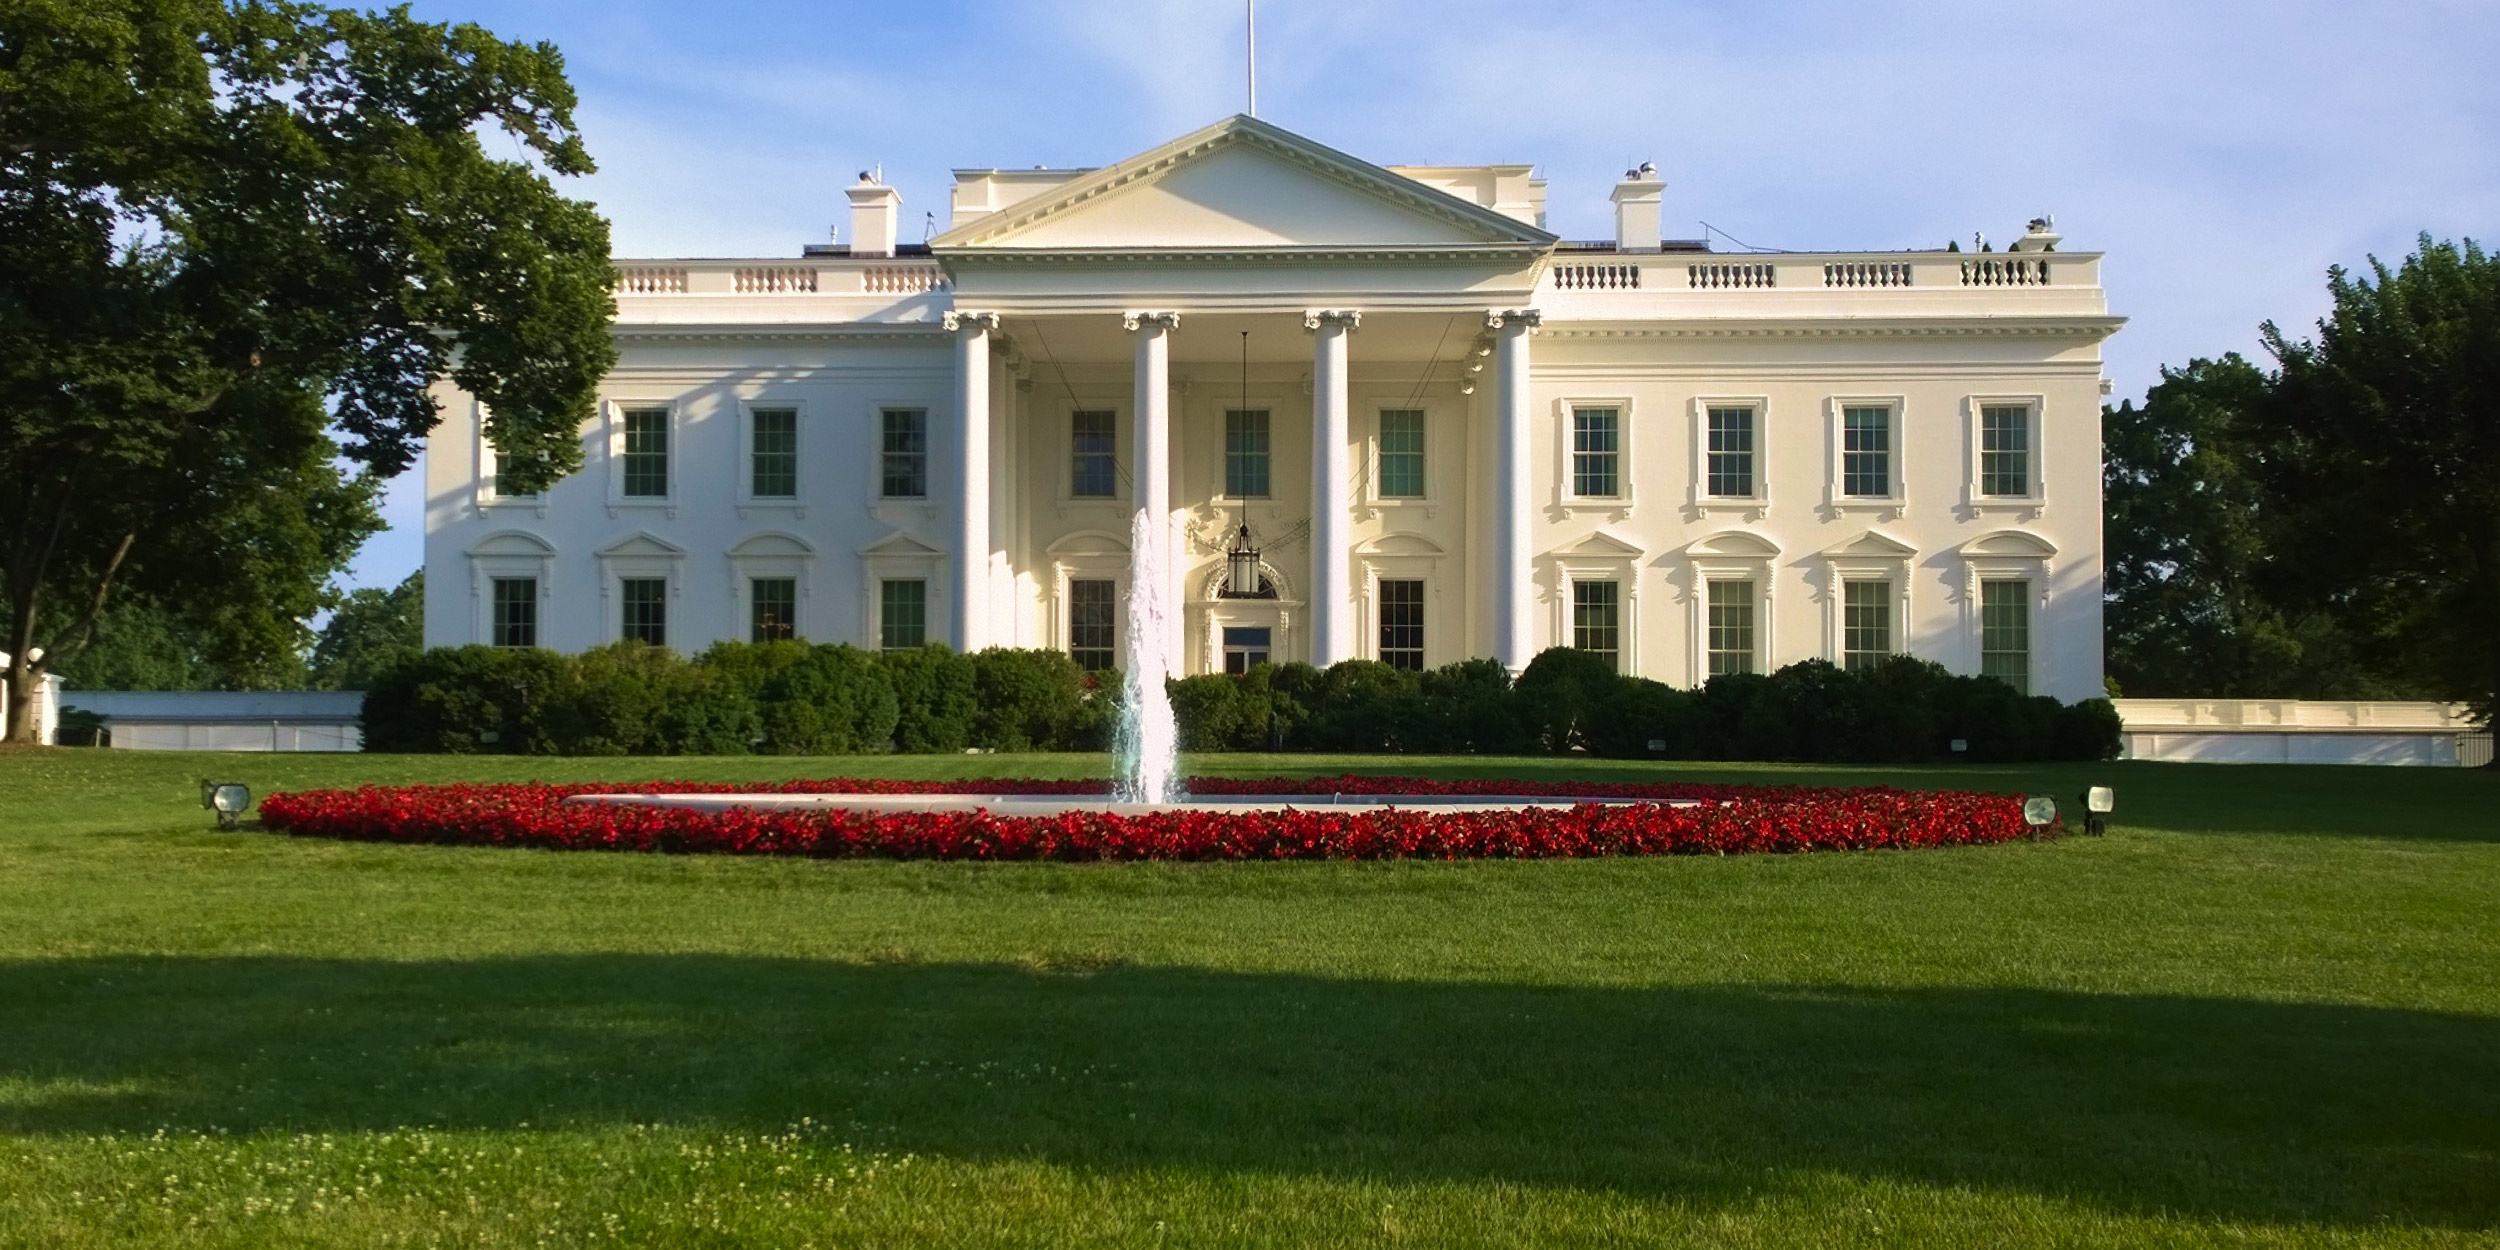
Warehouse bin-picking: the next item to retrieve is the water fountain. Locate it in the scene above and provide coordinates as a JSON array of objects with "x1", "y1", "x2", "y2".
[{"x1": 1112, "y1": 504, "x2": 1183, "y2": 804}]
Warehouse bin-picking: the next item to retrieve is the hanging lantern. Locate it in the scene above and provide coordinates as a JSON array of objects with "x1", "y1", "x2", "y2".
[{"x1": 1224, "y1": 523, "x2": 1262, "y2": 598}]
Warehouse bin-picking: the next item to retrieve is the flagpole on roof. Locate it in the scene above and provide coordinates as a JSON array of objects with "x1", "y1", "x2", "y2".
[{"x1": 1246, "y1": 0, "x2": 1257, "y2": 117}]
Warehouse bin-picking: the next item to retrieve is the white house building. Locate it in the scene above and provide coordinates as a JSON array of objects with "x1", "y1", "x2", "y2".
[{"x1": 423, "y1": 115, "x2": 2120, "y2": 700}]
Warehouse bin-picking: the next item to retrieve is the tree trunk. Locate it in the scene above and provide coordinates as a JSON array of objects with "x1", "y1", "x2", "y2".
[{"x1": 4, "y1": 598, "x2": 41, "y2": 746}]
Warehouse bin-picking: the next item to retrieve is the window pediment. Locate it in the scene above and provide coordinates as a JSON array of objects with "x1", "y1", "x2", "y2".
[
  {"x1": 1961, "y1": 530, "x2": 2058, "y2": 559},
  {"x1": 1684, "y1": 530, "x2": 1780, "y2": 560},
  {"x1": 597, "y1": 532, "x2": 686, "y2": 559},
  {"x1": 728, "y1": 532, "x2": 815, "y2": 559},
  {"x1": 467, "y1": 530, "x2": 556, "y2": 558}
]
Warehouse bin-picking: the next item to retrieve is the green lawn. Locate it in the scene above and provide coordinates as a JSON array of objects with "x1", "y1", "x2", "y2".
[{"x1": 0, "y1": 748, "x2": 2494, "y2": 1248}]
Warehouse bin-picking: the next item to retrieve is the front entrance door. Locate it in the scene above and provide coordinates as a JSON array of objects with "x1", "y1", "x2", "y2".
[{"x1": 1222, "y1": 627, "x2": 1273, "y2": 674}]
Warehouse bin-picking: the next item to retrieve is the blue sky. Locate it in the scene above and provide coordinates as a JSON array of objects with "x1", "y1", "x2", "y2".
[{"x1": 346, "y1": 0, "x2": 2499, "y2": 590}]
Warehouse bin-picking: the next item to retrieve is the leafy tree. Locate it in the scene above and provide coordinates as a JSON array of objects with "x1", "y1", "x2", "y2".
[
  {"x1": 0, "y1": 1, "x2": 615, "y2": 741},
  {"x1": 2259, "y1": 236, "x2": 2500, "y2": 726},
  {"x1": 47, "y1": 590, "x2": 310, "y2": 690},
  {"x1": 310, "y1": 570, "x2": 421, "y2": 690}
]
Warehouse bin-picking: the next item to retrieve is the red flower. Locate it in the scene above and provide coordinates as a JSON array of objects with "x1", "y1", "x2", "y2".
[{"x1": 254, "y1": 776, "x2": 2043, "y2": 862}]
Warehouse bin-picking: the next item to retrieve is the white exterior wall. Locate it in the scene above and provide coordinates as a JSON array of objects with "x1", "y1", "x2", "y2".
[{"x1": 424, "y1": 116, "x2": 2117, "y2": 702}]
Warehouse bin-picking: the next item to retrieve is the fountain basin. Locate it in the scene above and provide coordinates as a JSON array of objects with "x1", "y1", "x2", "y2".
[{"x1": 564, "y1": 793, "x2": 1702, "y2": 818}]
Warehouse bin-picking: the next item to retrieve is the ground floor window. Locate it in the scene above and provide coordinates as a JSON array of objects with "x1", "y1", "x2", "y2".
[
  {"x1": 1068, "y1": 578, "x2": 1116, "y2": 672},
  {"x1": 1378, "y1": 579, "x2": 1424, "y2": 671},
  {"x1": 1223, "y1": 626, "x2": 1271, "y2": 675},
  {"x1": 1981, "y1": 579, "x2": 2031, "y2": 694},
  {"x1": 880, "y1": 579, "x2": 926, "y2": 650},
  {"x1": 1842, "y1": 578, "x2": 1892, "y2": 672},
  {"x1": 491, "y1": 577, "x2": 537, "y2": 648},
  {"x1": 750, "y1": 577, "x2": 797, "y2": 642},
  {"x1": 1706, "y1": 579, "x2": 1753, "y2": 677},
  {"x1": 1572, "y1": 579, "x2": 1620, "y2": 671},
  {"x1": 620, "y1": 577, "x2": 667, "y2": 647}
]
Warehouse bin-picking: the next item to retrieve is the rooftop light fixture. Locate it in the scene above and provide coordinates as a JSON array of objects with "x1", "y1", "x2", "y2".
[
  {"x1": 199, "y1": 778, "x2": 251, "y2": 830},
  {"x1": 2078, "y1": 785, "x2": 2114, "y2": 836},
  {"x1": 1221, "y1": 330, "x2": 1264, "y2": 600}
]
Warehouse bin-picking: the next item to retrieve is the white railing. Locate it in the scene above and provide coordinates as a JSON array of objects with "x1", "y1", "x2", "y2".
[
  {"x1": 1688, "y1": 262, "x2": 1776, "y2": 289},
  {"x1": 1553, "y1": 262, "x2": 1641, "y2": 290},
  {"x1": 612, "y1": 266, "x2": 687, "y2": 294},
  {"x1": 864, "y1": 265, "x2": 949, "y2": 294},
  {"x1": 1826, "y1": 261, "x2": 1913, "y2": 288},
  {"x1": 1961, "y1": 257, "x2": 2052, "y2": 286},
  {"x1": 734, "y1": 266, "x2": 818, "y2": 293}
]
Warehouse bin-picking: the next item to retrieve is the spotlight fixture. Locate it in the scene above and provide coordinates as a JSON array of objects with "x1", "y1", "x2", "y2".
[
  {"x1": 2077, "y1": 785, "x2": 2114, "y2": 836},
  {"x1": 2020, "y1": 795, "x2": 2057, "y2": 830},
  {"x1": 1458, "y1": 381, "x2": 1475, "y2": 395},
  {"x1": 199, "y1": 778, "x2": 252, "y2": 830},
  {"x1": 1473, "y1": 343, "x2": 1492, "y2": 357}
]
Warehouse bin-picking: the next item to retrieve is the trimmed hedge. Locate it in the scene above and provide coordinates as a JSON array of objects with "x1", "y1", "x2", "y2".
[{"x1": 361, "y1": 643, "x2": 2117, "y2": 762}]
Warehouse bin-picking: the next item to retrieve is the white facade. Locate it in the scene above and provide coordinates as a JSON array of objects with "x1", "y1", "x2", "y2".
[
  {"x1": 424, "y1": 116, "x2": 2120, "y2": 700},
  {"x1": 2115, "y1": 699, "x2": 2492, "y2": 767}
]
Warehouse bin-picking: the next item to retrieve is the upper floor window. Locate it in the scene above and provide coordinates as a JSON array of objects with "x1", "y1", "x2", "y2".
[
  {"x1": 750, "y1": 407, "x2": 798, "y2": 499},
  {"x1": 1980, "y1": 404, "x2": 2032, "y2": 497},
  {"x1": 620, "y1": 577, "x2": 667, "y2": 646},
  {"x1": 881, "y1": 408, "x2": 927, "y2": 499},
  {"x1": 1068, "y1": 578, "x2": 1116, "y2": 672},
  {"x1": 1225, "y1": 409, "x2": 1271, "y2": 498},
  {"x1": 1841, "y1": 405, "x2": 1892, "y2": 498},
  {"x1": 491, "y1": 578, "x2": 537, "y2": 648},
  {"x1": 1572, "y1": 407, "x2": 1621, "y2": 498},
  {"x1": 621, "y1": 408, "x2": 669, "y2": 498},
  {"x1": 1572, "y1": 579, "x2": 1621, "y2": 671},
  {"x1": 1378, "y1": 578, "x2": 1425, "y2": 670},
  {"x1": 1841, "y1": 579, "x2": 1892, "y2": 671},
  {"x1": 1378, "y1": 409, "x2": 1425, "y2": 498},
  {"x1": 1071, "y1": 410, "x2": 1117, "y2": 498},
  {"x1": 1706, "y1": 406, "x2": 1756, "y2": 498},
  {"x1": 1706, "y1": 579, "x2": 1754, "y2": 677},
  {"x1": 750, "y1": 577, "x2": 797, "y2": 642},
  {"x1": 1981, "y1": 579, "x2": 2031, "y2": 693}
]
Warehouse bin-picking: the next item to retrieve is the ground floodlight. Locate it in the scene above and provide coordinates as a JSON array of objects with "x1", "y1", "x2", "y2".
[
  {"x1": 2022, "y1": 795, "x2": 2057, "y2": 829},
  {"x1": 1949, "y1": 738, "x2": 1969, "y2": 755},
  {"x1": 2079, "y1": 784, "x2": 2114, "y2": 836},
  {"x1": 201, "y1": 780, "x2": 251, "y2": 830}
]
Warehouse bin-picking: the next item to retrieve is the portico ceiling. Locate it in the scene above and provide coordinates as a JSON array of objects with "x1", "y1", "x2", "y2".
[{"x1": 1006, "y1": 309, "x2": 1487, "y2": 366}]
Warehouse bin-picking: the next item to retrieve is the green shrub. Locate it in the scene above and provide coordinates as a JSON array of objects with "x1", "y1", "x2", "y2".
[
  {"x1": 1513, "y1": 648, "x2": 1621, "y2": 752},
  {"x1": 1167, "y1": 673, "x2": 1245, "y2": 751},
  {"x1": 883, "y1": 644, "x2": 978, "y2": 753},
  {"x1": 752, "y1": 643, "x2": 898, "y2": 755},
  {"x1": 1585, "y1": 677, "x2": 1703, "y2": 759},
  {"x1": 970, "y1": 648, "x2": 1092, "y2": 751},
  {"x1": 1419, "y1": 657, "x2": 1528, "y2": 754},
  {"x1": 361, "y1": 645, "x2": 569, "y2": 754},
  {"x1": 1303, "y1": 660, "x2": 1423, "y2": 752},
  {"x1": 545, "y1": 642, "x2": 687, "y2": 755},
  {"x1": 2055, "y1": 697, "x2": 2124, "y2": 761}
]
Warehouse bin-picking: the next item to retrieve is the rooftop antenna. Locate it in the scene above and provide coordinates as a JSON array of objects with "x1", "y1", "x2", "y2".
[{"x1": 1246, "y1": 0, "x2": 1257, "y2": 117}]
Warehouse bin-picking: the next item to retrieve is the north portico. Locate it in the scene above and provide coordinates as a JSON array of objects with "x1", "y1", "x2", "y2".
[{"x1": 425, "y1": 114, "x2": 2121, "y2": 700}]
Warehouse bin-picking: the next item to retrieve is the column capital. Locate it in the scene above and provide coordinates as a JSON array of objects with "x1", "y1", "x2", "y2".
[
  {"x1": 1302, "y1": 308, "x2": 1362, "y2": 332},
  {"x1": 1486, "y1": 308, "x2": 1543, "y2": 331},
  {"x1": 942, "y1": 310, "x2": 1001, "y2": 333},
  {"x1": 1121, "y1": 310, "x2": 1181, "y2": 332}
]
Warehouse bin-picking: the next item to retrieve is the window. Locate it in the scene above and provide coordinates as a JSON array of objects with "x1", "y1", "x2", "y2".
[
  {"x1": 1071, "y1": 410, "x2": 1117, "y2": 498},
  {"x1": 1842, "y1": 579, "x2": 1892, "y2": 671},
  {"x1": 1980, "y1": 404, "x2": 2031, "y2": 497},
  {"x1": 1068, "y1": 579, "x2": 1116, "y2": 672},
  {"x1": 881, "y1": 409, "x2": 927, "y2": 499},
  {"x1": 1572, "y1": 579, "x2": 1620, "y2": 671},
  {"x1": 1981, "y1": 579, "x2": 2031, "y2": 693},
  {"x1": 1378, "y1": 409, "x2": 1425, "y2": 498},
  {"x1": 1706, "y1": 580, "x2": 1754, "y2": 677},
  {"x1": 750, "y1": 577, "x2": 797, "y2": 642},
  {"x1": 1225, "y1": 409, "x2": 1271, "y2": 498},
  {"x1": 1707, "y1": 406, "x2": 1756, "y2": 498},
  {"x1": 1572, "y1": 407, "x2": 1620, "y2": 498},
  {"x1": 880, "y1": 579, "x2": 926, "y2": 650},
  {"x1": 491, "y1": 578, "x2": 537, "y2": 648},
  {"x1": 621, "y1": 577, "x2": 667, "y2": 646},
  {"x1": 1222, "y1": 626, "x2": 1272, "y2": 675},
  {"x1": 1378, "y1": 579, "x2": 1425, "y2": 670},
  {"x1": 487, "y1": 445, "x2": 539, "y2": 499},
  {"x1": 1841, "y1": 405, "x2": 1891, "y2": 498},
  {"x1": 750, "y1": 407, "x2": 798, "y2": 499},
  {"x1": 622, "y1": 408, "x2": 669, "y2": 498}
]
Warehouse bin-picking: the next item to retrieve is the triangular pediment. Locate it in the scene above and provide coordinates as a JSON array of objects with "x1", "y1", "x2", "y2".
[
  {"x1": 1823, "y1": 530, "x2": 1917, "y2": 560},
  {"x1": 1544, "y1": 531, "x2": 1644, "y2": 560},
  {"x1": 933, "y1": 115, "x2": 1554, "y2": 253},
  {"x1": 597, "y1": 532, "x2": 684, "y2": 559},
  {"x1": 859, "y1": 530, "x2": 945, "y2": 559}
]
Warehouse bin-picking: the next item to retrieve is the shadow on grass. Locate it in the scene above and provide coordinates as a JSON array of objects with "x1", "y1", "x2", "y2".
[{"x1": 3, "y1": 955, "x2": 2495, "y2": 1228}]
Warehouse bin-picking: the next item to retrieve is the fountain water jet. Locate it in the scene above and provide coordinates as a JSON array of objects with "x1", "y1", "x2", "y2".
[{"x1": 1114, "y1": 500, "x2": 1182, "y2": 802}]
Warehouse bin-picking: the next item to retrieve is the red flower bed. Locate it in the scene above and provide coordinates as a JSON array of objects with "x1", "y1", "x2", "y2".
[{"x1": 257, "y1": 776, "x2": 2043, "y2": 861}]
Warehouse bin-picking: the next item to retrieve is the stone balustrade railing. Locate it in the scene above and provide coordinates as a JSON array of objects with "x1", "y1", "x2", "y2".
[
  {"x1": 1545, "y1": 250, "x2": 2097, "y2": 295},
  {"x1": 611, "y1": 262, "x2": 951, "y2": 297}
]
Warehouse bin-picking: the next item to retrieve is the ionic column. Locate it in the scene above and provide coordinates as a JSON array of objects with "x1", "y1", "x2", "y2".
[
  {"x1": 1489, "y1": 308, "x2": 1540, "y2": 670},
  {"x1": 1124, "y1": 311, "x2": 1182, "y2": 663},
  {"x1": 944, "y1": 310, "x2": 1000, "y2": 652},
  {"x1": 1305, "y1": 308, "x2": 1359, "y2": 668}
]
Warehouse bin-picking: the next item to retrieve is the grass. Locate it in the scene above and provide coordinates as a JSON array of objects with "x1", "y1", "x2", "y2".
[{"x1": 0, "y1": 748, "x2": 2493, "y2": 1248}]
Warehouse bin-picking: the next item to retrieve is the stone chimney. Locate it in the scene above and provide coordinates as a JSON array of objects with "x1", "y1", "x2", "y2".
[
  {"x1": 846, "y1": 171, "x2": 902, "y2": 256},
  {"x1": 1610, "y1": 162, "x2": 1664, "y2": 252},
  {"x1": 2010, "y1": 215, "x2": 2062, "y2": 253}
]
